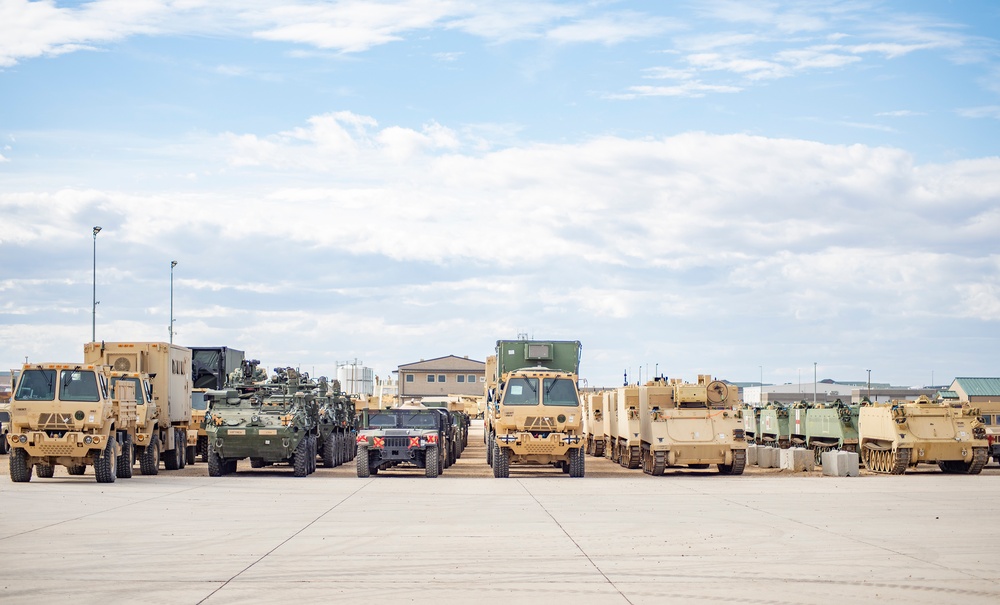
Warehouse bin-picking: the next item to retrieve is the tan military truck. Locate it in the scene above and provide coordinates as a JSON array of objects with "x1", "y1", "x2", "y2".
[
  {"x1": 84, "y1": 341, "x2": 193, "y2": 472},
  {"x1": 106, "y1": 370, "x2": 162, "y2": 475},
  {"x1": 859, "y1": 396, "x2": 989, "y2": 474},
  {"x1": 637, "y1": 375, "x2": 746, "y2": 475},
  {"x1": 583, "y1": 391, "x2": 606, "y2": 457},
  {"x1": 7, "y1": 362, "x2": 138, "y2": 482},
  {"x1": 486, "y1": 339, "x2": 585, "y2": 478},
  {"x1": 613, "y1": 385, "x2": 642, "y2": 468}
]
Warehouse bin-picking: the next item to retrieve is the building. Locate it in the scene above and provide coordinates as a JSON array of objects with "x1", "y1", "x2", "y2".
[
  {"x1": 948, "y1": 377, "x2": 1000, "y2": 426},
  {"x1": 396, "y1": 355, "x2": 486, "y2": 398},
  {"x1": 743, "y1": 381, "x2": 885, "y2": 406}
]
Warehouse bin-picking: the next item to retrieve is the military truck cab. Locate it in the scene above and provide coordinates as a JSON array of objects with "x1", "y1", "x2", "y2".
[
  {"x1": 487, "y1": 340, "x2": 585, "y2": 478},
  {"x1": 8, "y1": 363, "x2": 137, "y2": 483},
  {"x1": 355, "y1": 407, "x2": 449, "y2": 478}
]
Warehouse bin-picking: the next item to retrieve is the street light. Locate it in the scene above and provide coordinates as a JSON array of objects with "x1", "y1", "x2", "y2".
[
  {"x1": 169, "y1": 260, "x2": 177, "y2": 343},
  {"x1": 813, "y1": 362, "x2": 817, "y2": 404},
  {"x1": 867, "y1": 369, "x2": 872, "y2": 402},
  {"x1": 92, "y1": 226, "x2": 101, "y2": 342}
]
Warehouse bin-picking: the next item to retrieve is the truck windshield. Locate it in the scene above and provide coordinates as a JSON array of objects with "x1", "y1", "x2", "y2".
[
  {"x1": 368, "y1": 413, "x2": 398, "y2": 428},
  {"x1": 401, "y1": 413, "x2": 438, "y2": 428},
  {"x1": 60, "y1": 370, "x2": 101, "y2": 402},
  {"x1": 502, "y1": 378, "x2": 539, "y2": 405},
  {"x1": 15, "y1": 369, "x2": 57, "y2": 401},
  {"x1": 542, "y1": 378, "x2": 578, "y2": 406}
]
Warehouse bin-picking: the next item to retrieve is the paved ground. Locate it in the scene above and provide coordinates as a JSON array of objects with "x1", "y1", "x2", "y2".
[{"x1": 2, "y1": 422, "x2": 999, "y2": 604}]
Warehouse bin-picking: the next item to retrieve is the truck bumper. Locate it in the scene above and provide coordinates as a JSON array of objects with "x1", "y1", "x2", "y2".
[
  {"x1": 496, "y1": 431, "x2": 582, "y2": 457},
  {"x1": 10, "y1": 431, "x2": 104, "y2": 460}
]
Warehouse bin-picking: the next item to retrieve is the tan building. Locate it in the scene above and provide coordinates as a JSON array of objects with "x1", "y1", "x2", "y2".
[
  {"x1": 948, "y1": 377, "x2": 1000, "y2": 426},
  {"x1": 397, "y1": 355, "x2": 486, "y2": 398}
]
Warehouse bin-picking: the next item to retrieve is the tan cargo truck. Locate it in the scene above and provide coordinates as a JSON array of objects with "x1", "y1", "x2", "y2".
[
  {"x1": 486, "y1": 340, "x2": 585, "y2": 478},
  {"x1": 637, "y1": 375, "x2": 747, "y2": 475},
  {"x1": 84, "y1": 341, "x2": 193, "y2": 472},
  {"x1": 8, "y1": 362, "x2": 138, "y2": 482}
]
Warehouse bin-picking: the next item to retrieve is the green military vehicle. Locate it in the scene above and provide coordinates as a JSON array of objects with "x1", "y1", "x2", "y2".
[
  {"x1": 316, "y1": 378, "x2": 357, "y2": 468},
  {"x1": 204, "y1": 364, "x2": 319, "y2": 477},
  {"x1": 421, "y1": 397, "x2": 469, "y2": 465},
  {"x1": 355, "y1": 404, "x2": 451, "y2": 477},
  {"x1": 759, "y1": 402, "x2": 790, "y2": 448},
  {"x1": 788, "y1": 399, "x2": 859, "y2": 463}
]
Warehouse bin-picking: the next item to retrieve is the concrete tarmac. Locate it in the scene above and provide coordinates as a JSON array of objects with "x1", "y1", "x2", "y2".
[{"x1": 2, "y1": 422, "x2": 999, "y2": 604}]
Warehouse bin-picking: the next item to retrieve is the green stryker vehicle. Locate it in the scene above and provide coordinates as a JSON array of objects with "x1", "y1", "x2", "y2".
[
  {"x1": 316, "y1": 378, "x2": 357, "y2": 468},
  {"x1": 204, "y1": 363, "x2": 319, "y2": 477}
]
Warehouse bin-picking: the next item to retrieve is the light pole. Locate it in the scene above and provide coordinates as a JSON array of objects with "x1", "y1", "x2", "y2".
[
  {"x1": 169, "y1": 261, "x2": 177, "y2": 343},
  {"x1": 866, "y1": 369, "x2": 871, "y2": 402},
  {"x1": 759, "y1": 365, "x2": 763, "y2": 405},
  {"x1": 92, "y1": 226, "x2": 101, "y2": 342},
  {"x1": 813, "y1": 362, "x2": 817, "y2": 404}
]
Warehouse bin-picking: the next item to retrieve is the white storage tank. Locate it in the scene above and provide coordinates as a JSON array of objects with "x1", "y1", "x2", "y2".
[{"x1": 337, "y1": 362, "x2": 375, "y2": 396}]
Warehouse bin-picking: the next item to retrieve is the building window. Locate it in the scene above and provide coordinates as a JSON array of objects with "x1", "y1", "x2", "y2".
[
  {"x1": 457, "y1": 375, "x2": 465, "y2": 383},
  {"x1": 427, "y1": 375, "x2": 435, "y2": 383},
  {"x1": 406, "y1": 374, "x2": 414, "y2": 383},
  {"x1": 438, "y1": 375, "x2": 446, "y2": 383},
  {"x1": 984, "y1": 415, "x2": 993, "y2": 426},
  {"x1": 468, "y1": 375, "x2": 476, "y2": 382}
]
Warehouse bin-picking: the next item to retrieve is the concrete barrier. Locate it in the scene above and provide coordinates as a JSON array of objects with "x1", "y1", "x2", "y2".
[
  {"x1": 747, "y1": 444, "x2": 758, "y2": 466},
  {"x1": 822, "y1": 450, "x2": 860, "y2": 477},
  {"x1": 780, "y1": 447, "x2": 814, "y2": 472}
]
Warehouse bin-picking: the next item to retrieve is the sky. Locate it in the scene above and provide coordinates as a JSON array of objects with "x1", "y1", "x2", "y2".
[{"x1": 1, "y1": 0, "x2": 999, "y2": 390}]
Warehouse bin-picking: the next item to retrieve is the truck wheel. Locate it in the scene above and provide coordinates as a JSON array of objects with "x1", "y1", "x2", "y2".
[
  {"x1": 293, "y1": 438, "x2": 309, "y2": 477},
  {"x1": 198, "y1": 436, "x2": 209, "y2": 463},
  {"x1": 94, "y1": 437, "x2": 118, "y2": 484},
  {"x1": 67, "y1": 465, "x2": 87, "y2": 476},
  {"x1": 186, "y1": 445, "x2": 197, "y2": 466},
  {"x1": 117, "y1": 432, "x2": 134, "y2": 479},
  {"x1": 36, "y1": 464, "x2": 55, "y2": 478},
  {"x1": 9, "y1": 448, "x2": 33, "y2": 482},
  {"x1": 0, "y1": 436, "x2": 8, "y2": 455},
  {"x1": 569, "y1": 447, "x2": 585, "y2": 478},
  {"x1": 356, "y1": 446, "x2": 370, "y2": 478},
  {"x1": 425, "y1": 444, "x2": 440, "y2": 478},
  {"x1": 139, "y1": 433, "x2": 160, "y2": 475},
  {"x1": 250, "y1": 458, "x2": 265, "y2": 468},
  {"x1": 207, "y1": 443, "x2": 227, "y2": 477},
  {"x1": 486, "y1": 434, "x2": 494, "y2": 465},
  {"x1": 323, "y1": 433, "x2": 336, "y2": 468},
  {"x1": 309, "y1": 435, "x2": 318, "y2": 474},
  {"x1": 492, "y1": 443, "x2": 509, "y2": 478}
]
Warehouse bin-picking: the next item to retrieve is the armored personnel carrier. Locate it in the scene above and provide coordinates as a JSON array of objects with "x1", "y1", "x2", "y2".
[
  {"x1": 316, "y1": 378, "x2": 357, "y2": 468},
  {"x1": 602, "y1": 389, "x2": 617, "y2": 462},
  {"x1": 859, "y1": 396, "x2": 988, "y2": 474},
  {"x1": 740, "y1": 404, "x2": 761, "y2": 444},
  {"x1": 355, "y1": 405, "x2": 450, "y2": 477},
  {"x1": 7, "y1": 362, "x2": 138, "y2": 483},
  {"x1": 612, "y1": 385, "x2": 641, "y2": 468},
  {"x1": 793, "y1": 399, "x2": 859, "y2": 463},
  {"x1": 486, "y1": 339, "x2": 585, "y2": 478},
  {"x1": 189, "y1": 347, "x2": 246, "y2": 463},
  {"x1": 583, "y1": 391, "x2": 606, "y2": 457},
  {"x1": 637, "y1": 375, "x2": 746, "y2": 475},
  {"x1": 204, "y1": 364, "x2": 319, "y2": 477},
  {"x1": 758, "y1": 402, "x2": 790, "y2": 448}
]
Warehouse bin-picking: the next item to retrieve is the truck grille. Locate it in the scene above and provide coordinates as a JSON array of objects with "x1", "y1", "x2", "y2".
[
  {"x1": 385, "y1": 436, "x2": 410, "y2": 449},
  {"x1": 37, "y1": 413, "x2": 76, "y2": 431},
  {"x1": 524, "y1": 417, "x2": 556, "y2": 431},
  {"x1": 38, "y1": 444, "x2": 78, "y2": 456}
]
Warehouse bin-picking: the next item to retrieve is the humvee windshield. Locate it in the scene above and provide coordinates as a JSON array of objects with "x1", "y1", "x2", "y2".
[
  {"x1": 14, "y1": 369, "x2": 57, "y2": 401},
  {"x1": 542, "y1": 378, "x2": 578, "y2": 406},
  {"x1": 60, "y1": 370, "x2": 100, "y2": 402},
  {"x1": 367, "y1": 411, "x2": 439, "y2": 429}
]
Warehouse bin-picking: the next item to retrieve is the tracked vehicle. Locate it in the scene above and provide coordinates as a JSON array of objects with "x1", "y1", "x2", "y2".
[
  {"x1": 793, "y1": 399, "x2": 859, "y2": 463},
  {"x1": 355, "y1": 405, "x2": 449, "y2": 477},
  {"x1": 486, "y1": 339, "x2": 585, "y2": 478},
  {"x1": 740, "y1": 404, "x2": 761, "y2": 444},
  {"x1": 612, "y1": 385, "x2": 641, "y2": 468},
  {"x1": 759, "y1": 402, "x2": 790, "y2": 448},
  {"x1": 859, "y1": 396, "x2": 988, "y2": 474},
  {"x1": 602, "y1": 389, "x2": 618, "y2": 462},
  {"x1": 637, "y1": 375, "x2": 746, "y2": 476},
  {"x1": 583, "y1": 391, "x2": 606, "y2": 457},
  {"x1": 204, "y1": 364, "x2": 319, "y2": 477},
  {"x1": 8, "y1": 363, "x2": 138, "y2": 483}
]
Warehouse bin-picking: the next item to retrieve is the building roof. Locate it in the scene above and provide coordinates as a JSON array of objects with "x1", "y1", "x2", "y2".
[
  {"x1": 937, "y1": 390, "x2": 959, "y2": 400},
  {"x1": 397, "y1": 355, "x2": 485, "y2": 372},
  {"x1": 952, "y1": 377, "x2": 1000, "y2": 397}
]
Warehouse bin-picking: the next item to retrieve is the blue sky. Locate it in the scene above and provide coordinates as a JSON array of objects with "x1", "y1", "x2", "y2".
[{"x1": 1, "y1": 0, "x2": 999, "y2": 389}]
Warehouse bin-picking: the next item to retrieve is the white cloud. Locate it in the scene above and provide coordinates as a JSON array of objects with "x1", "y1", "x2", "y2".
[
  {"x1": 876, "y1": 110, "x2": 926, "y2": 117},
  {"x1": 957, "y1": 106, "x2": 1000, "y2": 119}
]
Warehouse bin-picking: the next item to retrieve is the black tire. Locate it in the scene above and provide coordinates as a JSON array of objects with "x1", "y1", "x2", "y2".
[
  {"x1": 36, "y1": 464, "x2": 55, "y2": 478},
  {"x1": 9, "y1": 448, "x2": 32, "y2": 482},
  {"x1": 67, "y1": 464, "x2": 86, "y2": 476},
  {"x1": 486, "y1": 433, "x2": 494, "y2": 465},
  {"x1": 0, "y1": 436, "x2": 9, "y2": 455},
  {"x1": 207, "y1": 443, "x2": 227, "y2": 477},
  {"x1": 309, "y1": 435, "x2": 318, "y2": 474},
  {"x1": 492, "y1": 443, "x2": 509, "y2": 478},
  {"x1": 293, "y1": 438, "x2": 309, "y2": 477},
  {"x1": 425, "y1": 444, "x2": 440, "y2": 478},
  {"x1": 186, "y1": 445, "x2": 197, "y2": 466},
  {"x1": 139, "y1": 433, "x2": 160, "y2": 475},
  {"x1": 250, "y1": 458, "x2": 266, "y2": 469},
  {"x1": 117, "y1": 432, "x2": 134, "y2": 479},
  {"x1": 198, "y1": 436, "x2": 209, "y2": 463},
  {"x1": 323, "y1": 433, "x2": 336, "y2": 468},
  {"x1": 357, "y1": 446, "x2": 370, "y2": 478},
  {"x1": 569, "y1": 447, "x2": 585, "y2": 477},
  {"x1": 94, "y1": 436, "x2": 117, "y2": 483}
]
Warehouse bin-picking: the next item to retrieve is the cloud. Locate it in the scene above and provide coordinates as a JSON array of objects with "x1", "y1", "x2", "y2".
[
  {"x1": 957, "y1": 106, "x2": 1000, "y2": 119},
  {"x1": 876, "y1": 110, "x2": 926, "y2": 117}
]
